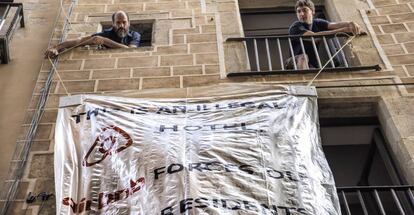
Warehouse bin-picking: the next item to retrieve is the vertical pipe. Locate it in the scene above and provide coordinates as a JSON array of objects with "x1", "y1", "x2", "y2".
[
  {"x1": 311, "y1": 37, "x2": 322, "y2": 68},
  {"x1": 288, "y1": 37, "x2": 297, "y2": 70},
  {"x1": 323, "y1": 36, "x2": 335, "y2": 68},
  {"x1": 253, "y1": 38, "x2": 260, "y2": 71},
  {"x1": 265, "y1": 38, "x2": 272, "y2": 71},
  {"x1": 277, "y1": 38, "x2": 284, "y2": 70},
  {"x1": 391, "y1": 189, "x2": 406, "y2": 215},
  {"x1": 334, "y1": 36, "x2": 349, "y2": 67},
  {"x1": 341, "y1": 191, "x2": 352, "y2": 215},
  {"x1": 357, "y1": 190, "x2": 368, "y2": 215},
  {"x1": 374, "y1": 189, "x2": 387, "y2": 215}
]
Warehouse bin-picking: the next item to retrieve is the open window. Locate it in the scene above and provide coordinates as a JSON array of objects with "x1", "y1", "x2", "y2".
[
  {"x1": 320, "y1": 117, "x2": 414, "y2": 214},
  {"x1": 100, "y1": 19, "x2": 154, "y2": 47},
  {"x1": 226, "y1": 6, "x2": 381, "y2": 76}
]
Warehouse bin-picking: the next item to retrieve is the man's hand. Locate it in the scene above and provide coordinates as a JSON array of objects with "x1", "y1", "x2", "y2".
[
  {"x1": 348, "y1": 22, "x2": 365, "y2": 35},
  {"x1": 44, "y1": 47, "x2": 59, "y2": 59}
]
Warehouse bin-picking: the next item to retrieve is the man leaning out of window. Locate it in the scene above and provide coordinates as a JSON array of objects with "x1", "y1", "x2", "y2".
[
  {"x1": 44, "y1": 10, "x2": 140, "y2": 58},
  {"x1": 286, "y1": 0, "x2": 366, "y2": 70}
]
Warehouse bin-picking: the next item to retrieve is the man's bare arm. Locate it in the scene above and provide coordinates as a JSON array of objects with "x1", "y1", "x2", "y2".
[
  {"x1": 303, "y1": 21, "x2": 365, "y2": 36},
  {"x1": 45, "y1": 35, "x2": 129, "y2": 58}
]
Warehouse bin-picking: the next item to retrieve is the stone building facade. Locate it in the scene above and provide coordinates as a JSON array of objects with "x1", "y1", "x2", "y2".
[{"x1": 1, "y1": 0, "x2": 414, "y2": 213}]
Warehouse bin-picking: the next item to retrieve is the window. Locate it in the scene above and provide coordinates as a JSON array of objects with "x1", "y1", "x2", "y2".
[
  {"x1": 225, "y1": 6, "x2": 381, "y2": 76},
  {"x1": 100, "y1": 19, "x2": 154, "y2": 47},
  {"x1": 320, "y1": 117, "x2": 413, "y2": 214}
]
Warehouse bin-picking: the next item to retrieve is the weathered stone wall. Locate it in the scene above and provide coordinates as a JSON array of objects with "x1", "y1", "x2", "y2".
[{"x1": 2, "y1": 0, "x2": 414, "y2": 213}]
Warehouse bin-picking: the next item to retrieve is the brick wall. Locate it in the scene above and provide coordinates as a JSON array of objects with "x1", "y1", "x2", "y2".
[
  {"x1": 368, "y1": 0, "x2": 414, "y2": 92},
  {"x1": 2, "y1": 0, "x2": 414, "y2": 213}
]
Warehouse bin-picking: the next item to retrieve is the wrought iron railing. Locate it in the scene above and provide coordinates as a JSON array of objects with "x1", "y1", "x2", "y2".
[
  {"x1": 0, "y1": 2, "x2": 24, "y2": 64},
  {"x1": 226, "y1": 34, "x2": 381, "y2": 77},
  {"x1": 337, "y1": 185, "x2": 414, "y2": 214}
]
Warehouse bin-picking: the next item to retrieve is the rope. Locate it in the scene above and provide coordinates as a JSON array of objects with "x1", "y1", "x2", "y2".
[
  {"x1": 48, "y1": 57, "x2": 71, "y2": 96},
  {"x1": 306, "y1": 33, "x2": 356, "y2": 86}
]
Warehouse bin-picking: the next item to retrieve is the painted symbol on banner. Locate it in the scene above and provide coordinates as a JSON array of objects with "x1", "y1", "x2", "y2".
[{"x1": 83, "y1": 125, "x2": 133, "y2": 167}]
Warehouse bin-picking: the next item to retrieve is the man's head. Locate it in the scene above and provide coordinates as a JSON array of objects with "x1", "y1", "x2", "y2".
[
  {"x1": 295, "y1": 0, "x2": 315, "y2": 24},
  {"x1": 112, "y1": 11, "x2": 130, "y2": 38}
]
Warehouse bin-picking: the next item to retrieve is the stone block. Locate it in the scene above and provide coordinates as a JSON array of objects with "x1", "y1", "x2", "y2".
[
  {"x1": 194, "y1": 16, "x2": 206, "y2": 26},
  {"x1": 205, "y1": 64, "x2": 219, "y2": 74},
  {"x1": 38, "y1": 110, "x2": 58, "y2": 124},
  {"x1": 373, "y1": 25, "x2": 382, "y2": 34},
  {"x1": 404, "y1": 42, "x2": 414, "y2": 53},
  {"x1": 383, "y1": 44, "x2": 405, "y2": 55},
  {"x1": 377, "y1": 34, "x2": 395, "y2": 44},
  {"x1": 171, "y1": 9, "x2": 193, "y2": 18},
  {"x1": 15, "y1": 181, "x2": 29, "y2": 200},
  {"x1": 186, "y1": 34, "x2": 217, "y2": 43},
  {"x1": 118, "y1": 56, "x2": 158, "y2": 68},
  {"x1": 401, "y1": 77, "x2": 414, "y2": 93},
  {"x1": 407, "y1": 22, "x2": 414, "y2": 31},
  {"x1": 220, "y1": 12, "x2": 242, "y2": 36},
  {"x1": 388, "y1": 54, "x2": 414, "y2": 64},
  {"x1": 190, "y1": 43, "x2": 217, "y2": 53},
  {"x1": 183, "y1": 74, "x2": 223, "y2": 87},
  {"x1": 372, "y1": 0, "x2": 398, "y2": 7},
  {"x1": 161, "y1": 54, "x2": 193, "y2": 66},
  {"x1": 30, "y1": 140, "x2": 52, "y2": 151},
  {"x1": 92, "y1": 69, "x2": 131, "y2": 79},
  {"x1": 394, "y1": 32, "x2": 414, "y2": 43},
  {"x1": 133, "y1": 67, "x2": 171, "y2": 77},
  {"x1": 106, "y1": 4, "x2": 144, "y2": 12},
  {"x1": 145, "y1": 2, "x2": 186, "y2": 10},
  {"x1": 389, "y1": 13, "x2": 414, "y2": 23},
  {"x1": 405, "y1": 64, "x2": 414, "y2": 76},
  {"x1": 28, "y1": 153, "x2": 54, "y2": 178},
  {"x1": 29, "y1": 95, "x2": 60, "y2": 109},
  {"x1": 172, "y1": 65, "x2": 203, "y2": 75},
  {"x1": 195, "y1": 53, "x2": 218, "y2": 64},
  {"x1": 71, "y1": 50, "x2": 110, "y2": 59},
  {"x1": 73, "y1": 5, "x2": 105, "y2": 13},
  {"x1": 55, "y1": 70, "x2": 91, "y2": 80},
  {"x1": 57, "y1": 60, "x2": 82, "y2": 70},
  {"x1": 142, "y1": 77, "x2": 180, "y2": 89},
  {"x1": 217, "y1": 2, "x2": 237, "y2": 12},
  {"x1": 173, "y1": 28, "x2": 200, "y2": 35},
  {"x1": 56, "y1": 80, "x2": 96, "y2": 93},
  {"x1": 381, "y1": 23, "x2": 408, "y2": 33},
  {"x1": 155, "y1": 44, "x2": 188, "y2": 55},
  {"x1": 34, "y1": 82, "x2": 57, "y2": 94},
  {"x1": 201, "y1": 25, "x2": 216, "y2": 33},
  {"x1": 368, "y1": 15, "x2": 390, "y2": 24},
  {"x1": 376, "y1": 4, "x2": 411, "y2": 15},
  {"x1": 173, "y1": 35, "x2": 185, "y2": 44},
  {"x1": 97, "y1": 78, "x2": 140, "y2": 91},
  {"x1": 188, "y1": 1, "x2": 202, "y2": 9},
  {"x1": 83, "y1": 58, "x2": 115, "y2": 70},
  {"x1": 77, "y1": 0, "x2": 111, "y2": 4}
]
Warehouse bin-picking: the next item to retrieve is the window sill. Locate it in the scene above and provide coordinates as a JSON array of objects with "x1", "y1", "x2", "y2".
[{"x1": 227, "y1": 65, "x2": 381, "y2": 77}]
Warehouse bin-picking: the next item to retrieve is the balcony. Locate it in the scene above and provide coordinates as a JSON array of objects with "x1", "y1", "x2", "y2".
[
  {"x1": 337, "y1": 185, "x2": 414, "y2": 214},
  {"x1": 0, "y1": 2, "x2": 24, "y2": 64},
  {"x1": 226, "y1": 34, "x2": 381, "y2": 77}
]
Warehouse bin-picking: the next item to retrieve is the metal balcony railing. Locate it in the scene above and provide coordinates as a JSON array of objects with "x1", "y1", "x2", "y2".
[
  {"x1": 0, "y1": 2, "x2": 24, "y2": 64},
  {"x1": 226, "y1": 34, "x2": 381, "y2": 77},
  {"x1": 337, "y1": 185, "x2": 414, "y2": 214}
]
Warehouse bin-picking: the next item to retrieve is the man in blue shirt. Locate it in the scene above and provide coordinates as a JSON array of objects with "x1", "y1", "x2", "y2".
[
  {"x1": 287, "y1": 0, "x2": 364, "y2": 69},
  {"x1": 45, "y1": 10, "x2": 140, "y2": 58}
]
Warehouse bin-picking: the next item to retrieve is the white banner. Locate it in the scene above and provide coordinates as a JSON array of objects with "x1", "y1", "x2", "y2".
[{"x1": 55, "y1": 85, "x2": 340, "y2": 215}]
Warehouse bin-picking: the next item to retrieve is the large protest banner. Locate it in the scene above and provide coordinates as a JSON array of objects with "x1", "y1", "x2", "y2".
[{"x1": 55, "y1": 84, "x2": 340, "y2": 214}]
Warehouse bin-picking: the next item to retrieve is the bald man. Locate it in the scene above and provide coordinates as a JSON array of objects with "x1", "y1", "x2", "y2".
[{"x1": 45, "y1": 11, "x2": 141, "y2": 58}]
